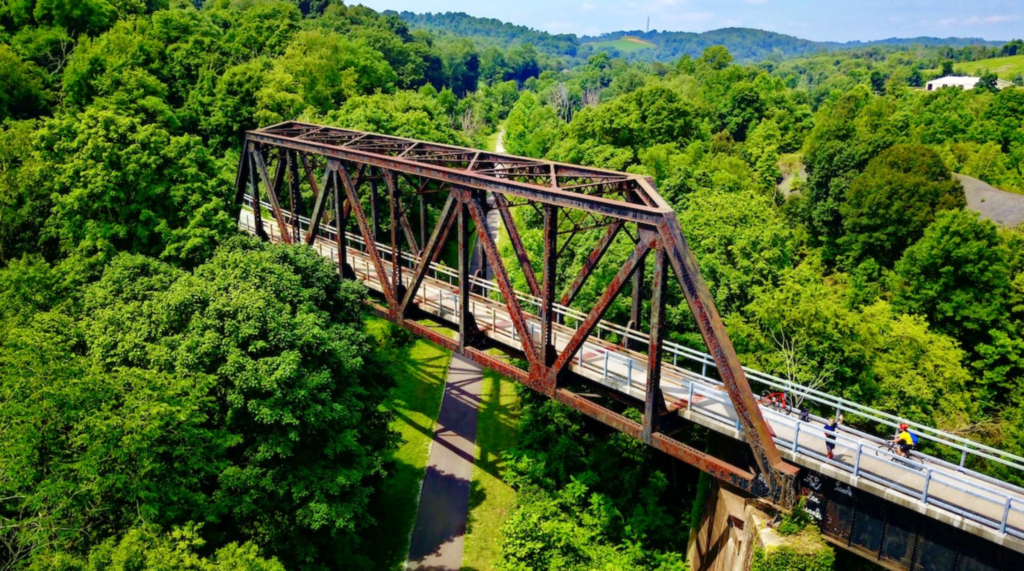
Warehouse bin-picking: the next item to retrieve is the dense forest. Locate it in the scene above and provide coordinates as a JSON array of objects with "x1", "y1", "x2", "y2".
[{"x1": 1, "y1": 0, "x2": 1023, "y2": 570}]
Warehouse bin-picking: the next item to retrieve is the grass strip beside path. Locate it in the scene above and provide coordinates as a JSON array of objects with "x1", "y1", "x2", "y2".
[
  {"x1": 364, "y1": 316, "x2": 452, "y2": 570},
  {"x1": 461, "y1": 368, "x2": 523, "y2": 571}
]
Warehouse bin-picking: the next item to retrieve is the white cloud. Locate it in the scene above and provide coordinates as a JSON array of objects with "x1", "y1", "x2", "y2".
[
  {"x1": 580, "y1": 2, "x2": 597, "y2": 11},
  {"x1": 744, "y1": 0, "x2": 769, "y2": 5}
]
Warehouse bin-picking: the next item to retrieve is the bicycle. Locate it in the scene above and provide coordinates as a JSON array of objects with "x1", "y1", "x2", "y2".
[
  {"x1": 759, "y1": 390, "x2": 791, "y2": 415},
  {"x1": 875, "y1": 439, "x2": 923, "y2": 469}
]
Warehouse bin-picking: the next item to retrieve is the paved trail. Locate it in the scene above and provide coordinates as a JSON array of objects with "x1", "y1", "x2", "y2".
[
  {"x1": 407, "y1": 128, "x2": 507, "y2": 570},
  {"x1": 406, "y1": 354, "x2": 484, "y2": 570}
]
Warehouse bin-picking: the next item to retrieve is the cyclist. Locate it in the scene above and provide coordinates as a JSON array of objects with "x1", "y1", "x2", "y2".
[{"x1": 892, "y1": 423, "x2": 917, "y2": 459}]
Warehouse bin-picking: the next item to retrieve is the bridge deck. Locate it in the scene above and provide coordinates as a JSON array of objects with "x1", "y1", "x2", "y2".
[{"x1": 239, "y1": 207, "x2": 1024, "y2": 553}]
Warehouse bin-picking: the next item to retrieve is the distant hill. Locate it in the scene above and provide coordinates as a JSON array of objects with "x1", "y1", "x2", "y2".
[
  {"x1": 394, "y1": 11, "x2": 1005, "y2": 63},
  {"x1": 582, "y1": 29, "x2": 1004, "y2": 62},
  {"x1": 580, "y1": 28, "x2": 830, "y2": 62},
  {"x1": 392, "y1": 11, "x2": 580, "y2": 56}
]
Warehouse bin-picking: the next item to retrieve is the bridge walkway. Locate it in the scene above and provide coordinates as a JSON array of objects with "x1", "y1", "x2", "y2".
[{"x1": 239, "y1": 206, "x2": 1024, "y2": 554}]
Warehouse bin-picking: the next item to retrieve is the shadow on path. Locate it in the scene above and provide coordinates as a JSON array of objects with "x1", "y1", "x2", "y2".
[{"x1": 407, "y1": 354, "x2": 484, "y2": 570}]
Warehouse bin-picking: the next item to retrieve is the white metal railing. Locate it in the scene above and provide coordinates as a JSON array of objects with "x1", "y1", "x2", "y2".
[{"x1": 240, "y1": 197, "x2": 1024, "y2": 540}]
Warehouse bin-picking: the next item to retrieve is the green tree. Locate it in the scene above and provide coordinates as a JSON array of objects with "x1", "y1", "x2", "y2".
[
  {"x1": 254, "y1": 29, "x2": 397, "y2": 124},
  {"x1": 195, "y1": 58, "x2": 270, "y2": 149},
  {"x1": 0, "y1": 119, "x2": 53, "y2": 264},
  {"x1": 34, "y1": 524, "x2": 284, "y2": 571},
  {"x1": 839, "y1": 144, "x2": 965, "y2": 268},
  {"x1": 892, "y1": 209, "x2": 1012, "y2": 355},
  {"x1": 503, "y1": 91, "x2": 561, "y2": 157},
  {"x1": 976, "y1": 72, "x2": 1000, "y2": 94},
  {"x1": 32, "y1": 0, "x2": 143, "y2": 37},
  {"x1": 801, "y1": 85, "x2": 893, "y2": 260},
  {"x1": 0, "y1": 44, "x2": 49, "y2": 120},
  {"x1": 699, "y1": 45, "x2": 733, "y2": 70},
  {"x1": 562, "y1": 84, "x2": 699, "y2": 161},
  {"x1": 326, "y1": 90, "x2": 466, "y2": 144},
  {"x1": 0, "y1": 240, "x2": 397, "y2": 570},
  {"x1": 675, "y1": 187, "x2": 796, "y2": 316},
  {"x1": 213, "y1": 0, "x2": 301, "y2": 61},
  {"x1": 38, "y1": 107, "x2": 233, "y2": 265},
  {"x1": 860, "y1": 301, "x2": 974, "y2": 429}
]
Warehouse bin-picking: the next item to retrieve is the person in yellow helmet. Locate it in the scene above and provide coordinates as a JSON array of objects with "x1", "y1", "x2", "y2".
[{"x1": 892, "y1": 423, "x2": 917, "y2": 459}]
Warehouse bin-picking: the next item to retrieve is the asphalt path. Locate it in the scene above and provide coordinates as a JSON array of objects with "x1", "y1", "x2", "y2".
[{"x1": 405, "y1": 354, "x2": 484, "y2": 571}]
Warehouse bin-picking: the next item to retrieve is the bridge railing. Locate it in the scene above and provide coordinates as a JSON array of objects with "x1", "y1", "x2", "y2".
[
  {"x1": 680, "y1": 378, "x2": 1024, "y2": 540},
  {"x1": 241, "y1": 197, "x2": 1024, "y2": 477}
]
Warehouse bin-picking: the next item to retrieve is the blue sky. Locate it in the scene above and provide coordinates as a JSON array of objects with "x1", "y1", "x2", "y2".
[{"x1": 355, "y1": 0, "x2": 1021, "y2": 43}]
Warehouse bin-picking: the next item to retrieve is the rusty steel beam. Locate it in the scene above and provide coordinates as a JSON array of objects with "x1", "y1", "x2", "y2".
[
  {"x1": 391, "y1": 173, "x2": 423, "y2": 255},
  {"x1": 287, "y1": 149, "x2": 302, "y2": 243},
  {"x1": 300, "y1": 153, "x2": 320, "y2": 200},
  {"x1": 464, "y1": 191, "x2": 539, "y2": 365},
  {"x1": 247, "y1": 130, "x2": 663, "y2": 225},
  {"x1": 369, "y1": 169, "x2": 381, "y2": 241},
  {"x1": 643, "y1": 248, "x2": 668, "y2": 443},
  {"x1": 400, "y1": 194, "x2": 457, "y2": 318},
  {"x1": 540, "y1": 204, "x2": 557, "y2": 366},
  {"x1": 251, "y1": 144, "x2": 292, "y2": 244},
  {"x1": 657, "y1": 216, "x2": 799, "y2": 491},
  {"x1": 384, "y1": 297, "x2": 758, "y2": 489},
  {"x1": 332, "y1": 164, "x2": 347, "y2": 280},
  {"x1": 233, "y1": 142, "x2": 251, "y2": 214},
  {"x1": 240, "y1": 146, "x2": 267, "y2": 240},
  {"x1": 493, "y1": 193, "x2": 542, "y2": 298},
  {"x1": 304, "y1": 160, "x2": 336, "y2": 245},
  {"x1": 434, "y1": 211, "x2": 456, "y2": 264},
  {"x1": 466, "y1": 347, "x2": 528, "y2": 382},
  {"x1": 339, "y1": 163, "x2": 397, "y2": 310},
  {"x1": 458, "y1": 201, "x2": 473, "y2": 351},
  {"x1": 419, "y1": 194, "x2": 427, "y2": 247},
  {"x1": 559, "y1": 221, "x2": 623, "y2": 308},
  {"x1": 385, "y1": 170, "x2": 402, "y2": 299},
  {"x1": 550, "y1": 232, "x2": 654, "y2": 378},
  {"x1": 552, "y1": 389, "x2": 756, "y2": 489}
]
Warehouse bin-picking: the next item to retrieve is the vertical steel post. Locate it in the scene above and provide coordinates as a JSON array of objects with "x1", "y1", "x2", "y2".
[
  {"x1": 629, "y1": 254, "x2": 645, "y2": 350},
  {"x1": 332, "y1": 168, "x2": 347, "y2": 280},
  {"x1": 458, "y1": 202, "x2": 471, "y2": 351},
  {"x1": 370, "y1": 168, "x2": 381, "y2": 241},
  {"x1": 540, "y1": 204, "x2": 557, "y2": 367},
  {"x1": 420, "y1": 194, "x2": 427, "y2": 249},
  {"x1": 288, "y1": 149, "x2": 302, "y2": 243},
  {"x1": 386, "y1": 171, "x2": 402, "y2": 300},
  {"x1": 247, "y1": 148, "x2": 267, "y2": 241},
  {"x1": 1001, "y1": 497, "x2": 1012, "y2": 534}
]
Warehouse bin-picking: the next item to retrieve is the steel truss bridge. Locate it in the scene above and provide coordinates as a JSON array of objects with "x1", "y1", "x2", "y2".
[{"x1": 235, "y1": 122, "x2": 1024, "y2": 570}]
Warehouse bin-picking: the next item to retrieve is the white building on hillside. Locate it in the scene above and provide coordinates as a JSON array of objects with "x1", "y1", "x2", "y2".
[{"x1": 925, "y1": 75, "x2": 1014, "y2": 91}]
